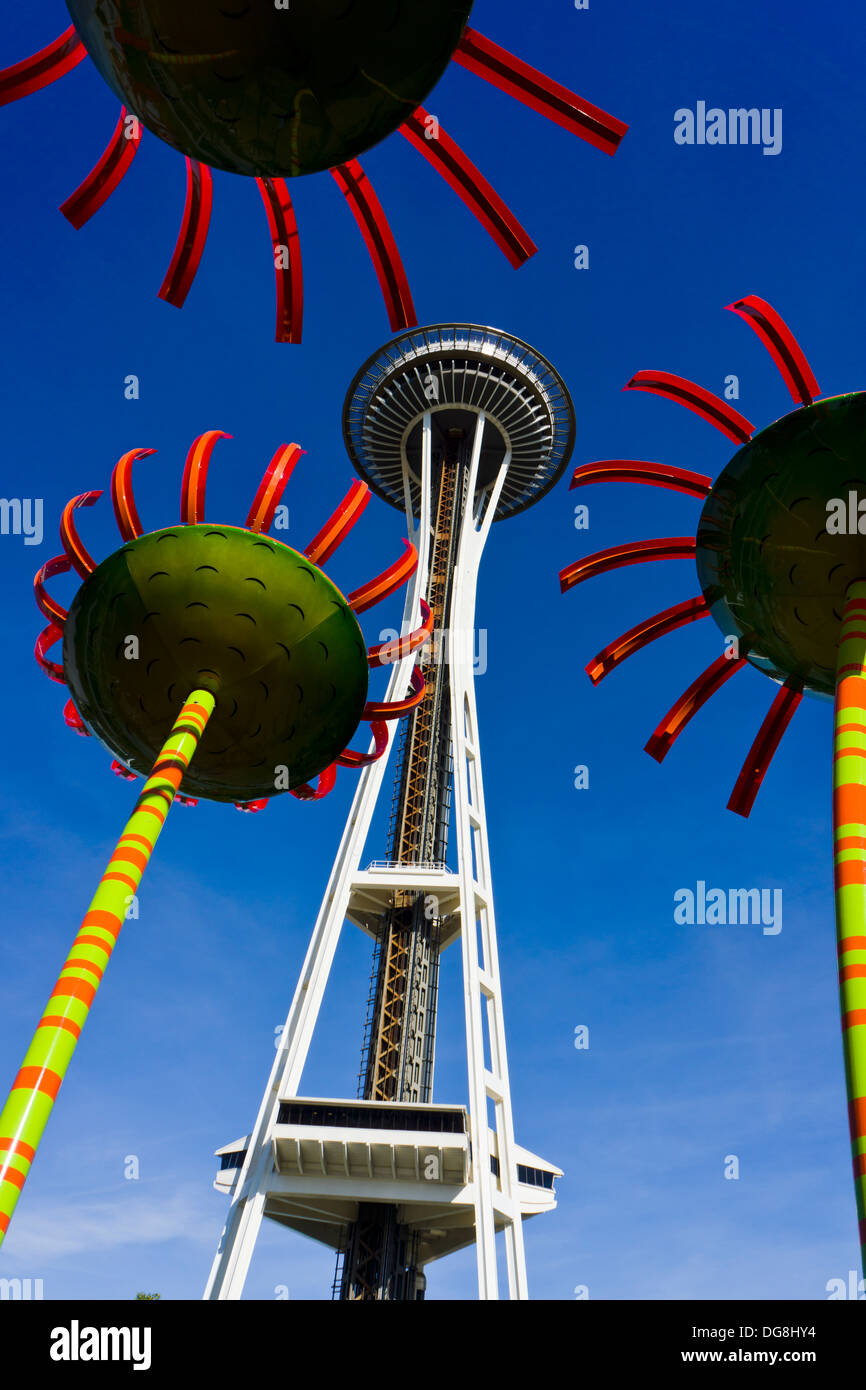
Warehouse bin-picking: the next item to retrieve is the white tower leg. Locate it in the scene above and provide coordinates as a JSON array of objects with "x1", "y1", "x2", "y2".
[{"x1": 447, "y1": 416, "x2": 528, "y2": 1299}]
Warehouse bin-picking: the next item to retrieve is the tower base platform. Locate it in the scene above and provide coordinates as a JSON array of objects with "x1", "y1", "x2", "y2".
[{"x1": 213, "y1": 1096, "x2": 561, "y2": 1267}]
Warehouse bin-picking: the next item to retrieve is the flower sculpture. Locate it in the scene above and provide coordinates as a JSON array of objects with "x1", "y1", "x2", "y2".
[
  {"x1": 0, "y1": 6, "x2": 627, "y2": 340},
  {"x1": 0, "y1": 430, "x2": 431, "y2": 1245},
  {"x1": 560, "y1": 296, "x2": 866, "y2": 1273}
]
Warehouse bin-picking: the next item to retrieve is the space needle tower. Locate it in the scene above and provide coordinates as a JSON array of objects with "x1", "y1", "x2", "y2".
[{"x1": 205, "y1": 325, "x2": 575, "y2": 1300}]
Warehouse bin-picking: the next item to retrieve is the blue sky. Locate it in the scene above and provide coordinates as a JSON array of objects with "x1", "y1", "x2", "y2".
[{"x1": 0, "y1": 0, "x2": 864, "y2": 1301}]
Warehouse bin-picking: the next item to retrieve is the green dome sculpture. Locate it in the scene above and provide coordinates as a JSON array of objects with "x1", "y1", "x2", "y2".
[
  {"x1": 64, "y1": 525, "x2": 369, "y2": 801},
  {"x1": 65, "y1": 0, "x2": 474, "y2": 178},
  {"x1": 697, "y1": 392, "x2": 866, "y2": 697}
]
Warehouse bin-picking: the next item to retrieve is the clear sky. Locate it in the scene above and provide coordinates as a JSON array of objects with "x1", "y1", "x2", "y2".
[{"x1": 0, "y1": 0, "x2": 864, "y2": 1301}]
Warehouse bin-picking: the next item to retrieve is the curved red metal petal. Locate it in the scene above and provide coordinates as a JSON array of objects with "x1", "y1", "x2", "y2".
[
  {"x1": 159, "y1": 159, "x2": 213, "y2": 309},
  {"x1": 111, "y1": 447, "x2": 156, "y2": 541},
  {"x1": 367, "y1": 600, "x2": 433, "y2": 668},
  {"x1": 257, "y1": 177, "x2": 304, "y2": 344},
  {"x1": 234, "y1": 798, "x2": 269, "y2": 813},
  {"x1": 399, "y1": 108, "x2": 536, "y2": 267},
  {"x1": 726, "y1": 295, "x2": 821, "y2": 407},
  {"x1": 0, "y1": 26, "x2": 85, "y2": 106},
  {"x1": 331, "y1": 161, "x2": 416, "y2": 330},
  {"x1": 290, "y1": 763, "x2": 338, "y2": 801},
  {"x1": 111, "y1": 759, "x2": 138, "y2": 782},
  {"x1": 34, "y1": 554, "x2": 72, "y2": 625},
  {"x1": 180, "y1": 431, "x2": 231, "y2": 525},
  {"x1": 727, "y1": 678, "x2": 803, "y2": 818},
  {"x1": 63, "y1": 698, "x2": 90, "y2": 737},
  {"x1": 60, "y1": 491, "x2": 102, "y2": 579},
  {"x1": 570, "y1": 459, "x2": 712, "y2": 499},
  {"x1": 305, "y1": 480, "x2": 371, "y2": 566},
  {"x1": 35, "y1": 624, "x2": 65, "y2": 684},
  {"x1": 624, "y1": 371, "x2": 754, "y2": 444},
  {"x1": 337, "y1": 721, "x2": 390, "y2": 769},
  {"x1": 645, "y1": 653, "x2": 747, "y2": 763},
  {"x1": 348, "y1": 539, "x2": 418, "y2": 614},
  {"x1": 60, "y1": 106, "x2": 142, "y2": 229},
  {"x1": 363, "y1": 665, "x2": 426, "y2": 721},
  {"x1": 453, "y1": 27, "x2": 628, "y2": 155},
  {"x1": 560, "y1": 537, "x2": 696, "y2": 593},
  {"x1": 586, "y1": 596, "x2": 709, "y2": 685},
  {"x1": 246, "y1": 443, "x2": 304, "y2": 533}
]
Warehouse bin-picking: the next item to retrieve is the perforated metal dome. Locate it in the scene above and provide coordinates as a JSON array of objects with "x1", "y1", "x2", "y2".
[{"x1": 343, "y1": 325, "x2": 575, "y2": 522}]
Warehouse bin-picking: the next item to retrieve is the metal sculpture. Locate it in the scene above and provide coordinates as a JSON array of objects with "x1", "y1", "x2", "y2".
[
  {"x1": 0, "y1": 8, "x2": 627, "y2": 339},
  {"x1": 0, "y1": 432, "x2": 427, "y2": 1246},
  {"x1": 560, "y1": 296, "x2": 866, "y2": 1275}
]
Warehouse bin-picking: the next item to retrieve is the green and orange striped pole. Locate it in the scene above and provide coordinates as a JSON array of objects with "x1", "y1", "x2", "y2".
[
  {"x1": 833, "y1": 582, "x2": 866, "y2": 1276},
  {"x1": 0, "y1": 689, "x2": 215, "y2": 1246}
]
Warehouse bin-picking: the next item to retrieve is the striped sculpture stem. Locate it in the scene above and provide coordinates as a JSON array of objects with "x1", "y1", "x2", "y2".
[
  {"x1": 0, "y1": 690, "x2": 215, "y2": 1245},
  {"x1": 833, "y1": 583, "x2": 866, "y2": 1275}
]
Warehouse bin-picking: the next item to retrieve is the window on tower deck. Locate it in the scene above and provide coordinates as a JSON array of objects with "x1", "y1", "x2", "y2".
[{"x1": 220, "y1": 1151, "x2": 247, "y2": 1171}]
